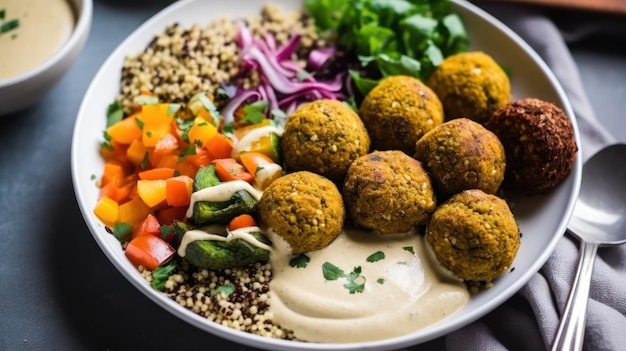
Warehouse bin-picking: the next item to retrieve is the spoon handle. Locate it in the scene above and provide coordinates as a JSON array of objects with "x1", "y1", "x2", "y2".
[{"x1": 551, "y1": 239, "x2": 599, "y2": 351}]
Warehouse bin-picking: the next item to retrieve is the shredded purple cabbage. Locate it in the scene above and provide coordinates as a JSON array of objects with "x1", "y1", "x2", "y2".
[{"x1": 220, "y1": 21, "x2": 349, "y2": 126}]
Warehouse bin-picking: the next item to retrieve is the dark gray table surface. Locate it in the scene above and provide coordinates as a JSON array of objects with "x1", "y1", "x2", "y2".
[{"x1": 1, "y1": 1, "x2": 624, "y2": 350}]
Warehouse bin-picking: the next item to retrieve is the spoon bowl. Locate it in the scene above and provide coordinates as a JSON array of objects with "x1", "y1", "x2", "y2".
[{"x1": 552, "y1": 143, "x2": 626, "y2": 351}]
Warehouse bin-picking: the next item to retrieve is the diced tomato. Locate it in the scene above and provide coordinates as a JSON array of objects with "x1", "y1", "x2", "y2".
[
  {"x1": 125, "y1": 235, "x2": 175, "y2": 271},
  {"x1": 213, "y1": 158, "x2": 254, "y2": 183}
]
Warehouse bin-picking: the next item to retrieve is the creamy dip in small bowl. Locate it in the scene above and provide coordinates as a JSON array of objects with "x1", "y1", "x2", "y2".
[{"x1": 0, "y1": 0, "x2": 92, "y2": 115}]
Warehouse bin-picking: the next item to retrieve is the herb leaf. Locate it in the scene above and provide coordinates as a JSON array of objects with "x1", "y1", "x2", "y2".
[
  {"x1": 366, "y1": 251, "x2": 385, "y2": 263},
  {"x1": 106, "y1": 100, "x2": 124, "y2": 127},
  {"x1": 289, "y1": 254, "x2": 310, "y2": 268},
  {"x1": 403, "y1": 246, "x2": 415, "y2": 254},
  {"x1": 344, "y1": 266, "x2": 365, "y2": 294},
  {"x1": 211, "y1": 283, "x2": 236, "y2": 297},
  {"x1": 151, "y1": 262, "x2": 177, "y2": 290},
  {"x1": 112, "y1": 222, "x2": 133, "y2": 242},
  {"x1": 241, "y1": 100, "x2": 268, "y2": 124},
  {"x1": 322, "y1": 262, "x2": 346, "y2": 281}
]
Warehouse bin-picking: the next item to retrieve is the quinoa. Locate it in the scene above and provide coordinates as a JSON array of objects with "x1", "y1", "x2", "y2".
[
  {"x1": 140, "y1": 260, "x2": 297, "y2": 340},
  {"x1": 117, "y1": 4, "x2": 326, "y2": 115}
]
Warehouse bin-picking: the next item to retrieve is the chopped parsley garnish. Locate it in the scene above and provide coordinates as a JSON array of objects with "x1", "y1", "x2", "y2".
[
  {"x1": 0, "y1": 18, "x2": 19, "y2": 35},
  {"x1": 140, "y1": 152, "x2": 149, "y2": 169},
  {"x1": 177, "y1": 144, "x2": 197, "y2": 161},
  {"x1": 90, "y1": 174, "x2": 96, "y2": 181},
  {"x1": 211, "y1": 283, "x2": 236, "y2": 297},
  {"x1": 403, "y1": 246, "x2": 415, "y2": 255},
  {"x1": 151, "y1": 262, "x2": 177, "y2": 290},
  {"x1": 167, "y1": 103, "x2": 181, "y2": 116},
  {"x1": 135, "y1": 117, "x2": 144, "y2": 129},
  {"x1": 289, "y1": 254, "x2": 310, "y2": 268},
  {"x1": 106, "y1": 100, "x2": 124, "y2": 127},
  {"x1": 175, "y1": 117, "x2": 194, "y2": 143},
  {"x1": 366, "y1": 251, "x2": 385, "y2": 263},
  {"x1": 377, "y1": 278, "x2": 385, "y2": 285},
  {"x1": 397, "y1": 261, "x2": 408, "y2": 265},
  {"x1": 322, "y1": 262, "x2": 346, "y2": 281},
  {"x1": 322, "y1": 262, "x2": 365, "y2": 294},
  {"x1": 100, "y1": 131, "x2": 114, "y2": 151},
  {"x1": 296, "y1": 70, "x2": 312, "y2": 81},
  {"x1": 240, "y1": 100, "x2": 268, "y2": 124},
  {"x1": 344, "y1": 266, "x2": 366, "y2": 294},
  {"x1": 112, "y1": 222, "x2": 133, "y2": 242}
]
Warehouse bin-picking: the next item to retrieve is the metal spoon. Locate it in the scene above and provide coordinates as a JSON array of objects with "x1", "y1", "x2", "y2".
[{"x1": 551, "y1": 143, "x2": 626, "y2": 351}]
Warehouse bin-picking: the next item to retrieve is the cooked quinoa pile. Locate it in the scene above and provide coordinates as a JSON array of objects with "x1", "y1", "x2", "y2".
[
  {"x1": 117, "y1": 4, "x2": 325, "y2": 115},
  {"x1": 140, "y1": 260, "x2": 296, "y2": 339}
]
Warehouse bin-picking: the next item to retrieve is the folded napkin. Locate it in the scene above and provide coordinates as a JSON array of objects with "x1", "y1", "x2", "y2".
[{"x1": 445, "y1": 3, "x2": 624, "y2": 350}]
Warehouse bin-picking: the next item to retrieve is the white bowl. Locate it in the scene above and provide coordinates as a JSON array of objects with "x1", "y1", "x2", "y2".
[
  {"x1": 0, "y1": 0, "x2": 92, "y2": 115},
  {"x1": 72, "y1": 0, "x2": 582, "y2": 350}
]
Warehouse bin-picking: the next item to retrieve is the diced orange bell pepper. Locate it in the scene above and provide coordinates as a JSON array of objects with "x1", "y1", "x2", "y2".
[
  {"x1": 166, "y1": 175, "x2": 193, "y2": 207},
  {"x1": 94, "y1": 196, "x2": 119, "y2": 227},
  {"x1": 213, "y1": 158, "x2": 254, "y2": 183},
  {"x1": 126, "y1": 139, "x2": 150, "y2": 167},
  {"x1": 137, "y1": 179, "x2": 168, "y2": 208},
  {"x1": 227, "y1": 214, "x2": 257, "y2": 231},
  {"x1": 117, "y1": 197, "x2": 152, "y2": 227},
  {"x1": 188, "y1": 116, "x2": 218, "y2": 147},
  {"x1": 141, "y1": 104, "x2": 176, "y2": 147},
  {"x1": 150, "y1": 133, "x2": 178, "y2": 166},
  {"x1": 125, "y1": 235, "x2": 175, "y2": 271},
  {"x1": 138, "y1": 167, "x2": 176, "y2": 180},
  {"x1": 106, "y1": 113, "x2": 143, "y2": 144},
  {"x1": 205, "y1": 133, "x2": 234, "y2": 159},
  {"x1": 101, "y1": 161, "x2": 126, "y2": 187}
]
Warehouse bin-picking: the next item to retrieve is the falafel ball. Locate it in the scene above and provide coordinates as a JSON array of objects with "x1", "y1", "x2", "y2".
[
  {"x1": 484, "y1": 98, "x2": 578, "y2": 195},
  {"x1": 343, "y1": 150, "x2": 437, "y2": 234},
  {"x1": 358, "y1": 75, "x2": 444, "y2": 155},
  {"x1": 414, "y1": 118, "x2": 506, "y2": 195},
  {"x1": 426, "y1": 189, "x2": 520, "y2": 282},
  {"x1": 258, "y1": 171, "x2": 345, "y2": 254},
  {"x1": 427, "y1": 51, "x2": 510, "y2": 123},
  {"x1": 280, "y1": 99, "x2": 370, "y2": 184}
]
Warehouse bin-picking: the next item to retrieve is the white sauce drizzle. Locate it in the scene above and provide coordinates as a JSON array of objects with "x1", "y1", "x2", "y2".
[
  {"x1": 178, "y1": 226, "x2": 271, "y2": 257},
  {"x1": 231, "y1": 126, "x2": 283, "y2": 158},
  {"x1": 185, "y1": 180, "x2": 262, "y2": 218}
]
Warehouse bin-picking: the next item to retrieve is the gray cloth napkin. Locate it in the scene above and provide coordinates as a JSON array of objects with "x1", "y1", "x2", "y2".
[{"x1": 446, "y1": 3, "x2": 625, "y2": 351}]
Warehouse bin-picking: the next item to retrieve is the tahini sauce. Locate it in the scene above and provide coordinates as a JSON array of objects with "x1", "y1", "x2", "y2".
[
  {"x1": 0, "y1": 0, "x2": 76, "y2": 80},
  {"x1": 268, "y1": 228, "x2": 469, "y2": 343},
  {"x1": 182, "y1": 181, "x2": 469, "y2": 343}
]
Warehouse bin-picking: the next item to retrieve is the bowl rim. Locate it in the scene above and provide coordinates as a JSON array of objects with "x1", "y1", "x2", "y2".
[
  {"x1": 70, "y1": 0, "x2": 582, "y2": 349},
  {"x1": 0, "y1": 0, "x2": 93, "y2": 88}
]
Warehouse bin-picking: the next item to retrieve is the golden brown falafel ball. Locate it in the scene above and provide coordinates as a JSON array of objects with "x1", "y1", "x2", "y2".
[
  {"x1": 358, "y1": 75, "x2": 444, "y2": 155},
  {"x1": 484, "y1": 98, "x2": 578, "y2": 195},
  {"x1": 343, "y1": 150, "x2": 437, "y2": 234},
  {"x1": 414, "y1": 118, "x2": 506, "y2": 195},
  {"x1": 426, "y1": 189, "x2": 520, "y2": 282},
  {"x1": 427, "y1": 51, "x2": 510, "y2": 123},
  {"x1": 280, "y1": 99, "x2": 370, "y2": 184},
  {"x1": 258, "y1": 171, "x2": 345, "y2": 254}
]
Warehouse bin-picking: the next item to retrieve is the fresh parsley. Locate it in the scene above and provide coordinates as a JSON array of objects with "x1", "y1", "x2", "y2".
[
  {"x1": 240, "y1": 100, "x2": 269, "y2": 124},
  {"x1": 177, "y1": 144, "x2": 197, "y2": 162},
  {"x1": 366, "y1": 251, "x2": 385, "y2": 263},
  {"x1": 112, "y1": 222, "x2": 133, "y2": 242},
  {"x1": 322, "y1": 262, "x2": 365, "y2": 294},
  {"x1": 289, "y1": 254, "x2": 310, "y2": 268},
  {"x1": 151, "y1": 262, "x2": 177, "y2": 290},
  {"x1": 0, "y1": 9, "x2": 20, "y2": 35},
  {"x1": 211, "y1": 283, "x2": 236, "y2": 297},
  {"x1": 106, "y1": 100, "x2": 124, "y2": 127},
  {"x1": 403, "y1": 246, "x2": 415, "y2": 255}
]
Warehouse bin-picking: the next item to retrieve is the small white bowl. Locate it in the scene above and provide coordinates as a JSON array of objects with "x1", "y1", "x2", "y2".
[{"x1": 0, "y1": 0, "x2": 92, "y2": 116}]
